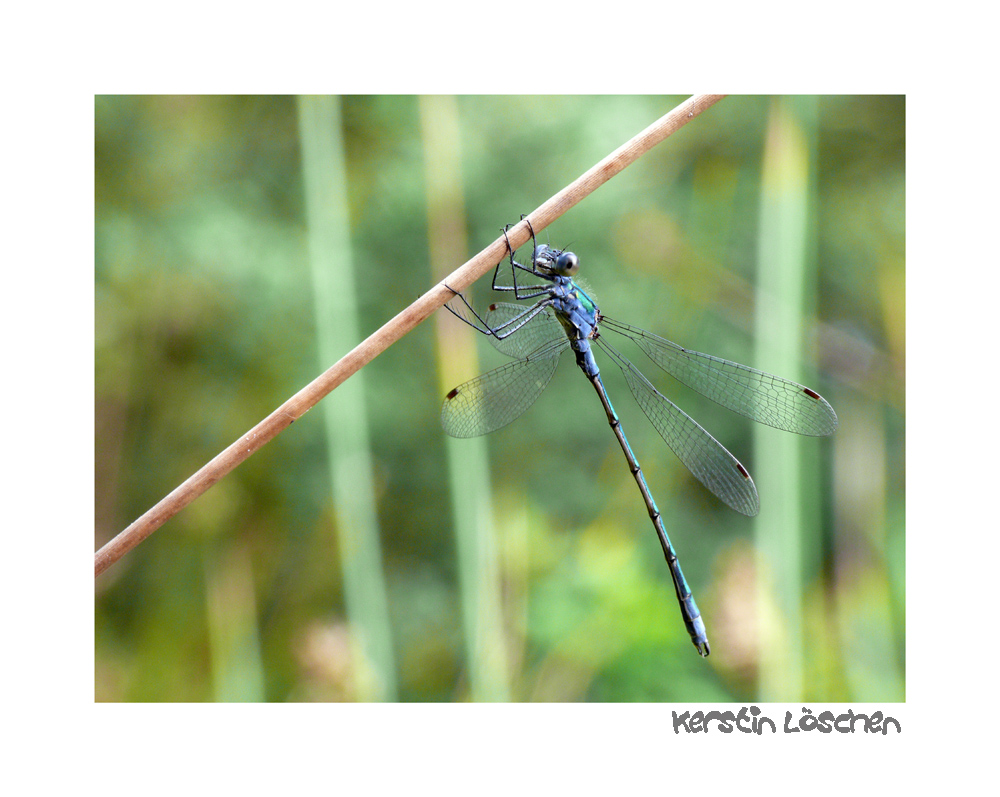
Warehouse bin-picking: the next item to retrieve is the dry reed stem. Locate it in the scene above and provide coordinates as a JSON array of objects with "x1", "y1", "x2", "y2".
[{"x1": 95, "y1": 94, "x2": 726, "y2": 577}]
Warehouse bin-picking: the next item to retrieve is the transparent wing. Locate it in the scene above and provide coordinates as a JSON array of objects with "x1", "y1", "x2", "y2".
[
  {"x1": 598, "y1": 338, "x2": 759, "y2": 516},
  {"x1": 441, "y1": 340, "x2": 568, "y2": 438},
  {"x1": 602, "y1": 318, "x2": 838, "y2": 437},
  {"x1": 483, "y1": 302, "x2": 565, "y2": 359}
]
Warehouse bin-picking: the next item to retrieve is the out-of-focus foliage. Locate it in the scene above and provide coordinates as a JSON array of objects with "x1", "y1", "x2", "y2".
[{"x1": 95, "y1": 95, "x2": 904, "y2": 702}]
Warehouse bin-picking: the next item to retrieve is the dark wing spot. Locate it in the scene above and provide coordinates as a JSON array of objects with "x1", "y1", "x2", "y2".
[
  {"x1": 446, "y1": 388, "x2": 460, "y2": 400},
  {"x1": 803, "y1": 387, "x2": 821, "y2": 400},
  {"x1": 737, "y1": 463, "x2": 750, "y2": 479}
]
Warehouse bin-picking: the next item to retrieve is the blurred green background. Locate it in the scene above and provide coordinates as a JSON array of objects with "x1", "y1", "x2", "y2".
[{"x1": 95, "y1": 95, "x2": 904, "y2": 702}]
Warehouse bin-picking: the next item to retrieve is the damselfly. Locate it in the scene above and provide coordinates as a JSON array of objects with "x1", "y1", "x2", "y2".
[{"x1": 441, "y1": 219, "x2": 838, "y2": 656}]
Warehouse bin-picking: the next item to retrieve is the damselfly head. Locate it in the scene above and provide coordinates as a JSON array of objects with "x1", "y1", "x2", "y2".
[
  {"x1": 532, "y1": 245, "x2": 554, "y2": 271},
  {"x1": 534, "y1": 245, "x2": 579, "y2": 276}
]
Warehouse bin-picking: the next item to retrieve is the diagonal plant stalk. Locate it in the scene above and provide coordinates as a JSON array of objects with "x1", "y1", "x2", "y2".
[{"x1": 95, "y1": 94, "x2": 727, "y2": 577}]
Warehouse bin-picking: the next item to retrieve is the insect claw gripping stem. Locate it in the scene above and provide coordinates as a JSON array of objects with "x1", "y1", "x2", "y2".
[{"x1": 496, "y1": 217, "x2": 547, "y2": 302}]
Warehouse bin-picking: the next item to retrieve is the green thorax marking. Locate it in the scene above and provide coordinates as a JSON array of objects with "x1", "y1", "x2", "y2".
[{"x1": 571, "y1": 280, "x2": 598, "y2": 314}]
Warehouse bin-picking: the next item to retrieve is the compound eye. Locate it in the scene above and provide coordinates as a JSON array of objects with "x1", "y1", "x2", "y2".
[{"x1": 556, "y1": 252, "x2": 579, "y2": 276}]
